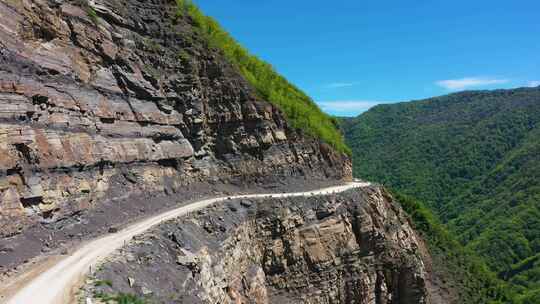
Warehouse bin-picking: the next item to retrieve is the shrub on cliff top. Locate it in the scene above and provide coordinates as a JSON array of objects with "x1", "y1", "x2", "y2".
[{"x1": 175, "y1": 0, "x2": 351, "y2": 156}]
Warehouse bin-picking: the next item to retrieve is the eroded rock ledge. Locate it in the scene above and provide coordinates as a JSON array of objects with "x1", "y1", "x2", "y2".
[
  {"x1": 83, "y1": 187, "x2": 442, "y2": 304},
  {"x1": 0, "y1": 0, "x2": 350, "y2": 237}
]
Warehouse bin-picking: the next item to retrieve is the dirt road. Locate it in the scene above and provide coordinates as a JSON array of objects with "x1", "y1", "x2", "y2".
[{"x1": 5, "y1": 182, "x2": 369, "y2": 304}]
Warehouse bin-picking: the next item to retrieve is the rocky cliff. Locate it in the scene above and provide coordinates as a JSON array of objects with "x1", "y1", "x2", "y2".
[
  {"x1": 0, "y1": 0, "x2": 350, "y2": 237},
  {"x1": 82, "y1": 187, "x2": 442, "y2": 304}
]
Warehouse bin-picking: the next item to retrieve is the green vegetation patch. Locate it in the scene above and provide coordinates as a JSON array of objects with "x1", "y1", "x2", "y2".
[
  {"x1": 87, "y1": 6, "x2": 98, "y2": 24},
  {"x1": 175, "y1": 0, "x2": 350, "y2": 155},
  {"x1": 74, "y1": 0, "x2": 99, "y2": 25},
  {"x1": 94, "y1": 279, "x2": 113, "y2": 288},
  {"x1": 95, "y1": 292, "x2": 147, "y2": 304}
]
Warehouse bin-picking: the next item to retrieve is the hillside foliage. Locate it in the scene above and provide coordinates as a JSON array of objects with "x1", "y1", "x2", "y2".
[
  {"x1": 175, "y1": 0, "x2": 350, "y2": 155},
  {"x1": 341, "y1": 87, "x2": 540, "y2": 302}
]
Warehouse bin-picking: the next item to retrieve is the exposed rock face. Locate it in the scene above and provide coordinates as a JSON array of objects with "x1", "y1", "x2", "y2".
[
  {"x1": 84, "y1": 187, "x2": 440, "y2": 304},
  {"x1": 0, "y1": 0, "x2": 350, "y2": 236}
]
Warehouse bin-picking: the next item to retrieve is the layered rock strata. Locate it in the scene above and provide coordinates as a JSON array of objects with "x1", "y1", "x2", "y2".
[{"x1": 0, "y1": 0, "x2": 350, "y2": 236}]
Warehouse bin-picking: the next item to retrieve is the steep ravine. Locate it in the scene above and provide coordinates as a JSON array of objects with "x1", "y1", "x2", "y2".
[{"x1": 81, "y1": 187, "x2": 449, "y2": 304}]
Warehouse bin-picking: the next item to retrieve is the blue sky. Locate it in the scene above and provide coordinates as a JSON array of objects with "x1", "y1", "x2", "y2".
[{"x1": 195, "y1": 0, "x2": 540, "y2": 116}]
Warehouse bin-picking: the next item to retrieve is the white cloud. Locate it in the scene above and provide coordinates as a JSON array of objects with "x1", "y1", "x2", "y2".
[
  {"x1": 527, "y1": 80, "x2": 540, "y2": 87},
  {"x1": 436, "y1": 77, "x2": 510, "y2": 90},
  {"x1": 324, "y1": 82, "x2": 359, "y2": 89},
  {"x1": 318, "y1": 100, "x2": 391, "y2": 116}
]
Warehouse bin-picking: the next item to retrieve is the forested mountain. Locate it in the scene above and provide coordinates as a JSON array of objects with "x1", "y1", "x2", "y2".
[{"x1": 341, "y1": 86, "x2": 540, "y2": 303}]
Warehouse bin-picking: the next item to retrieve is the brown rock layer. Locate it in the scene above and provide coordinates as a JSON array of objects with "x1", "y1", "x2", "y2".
[{"x1": 0, "y1": 0, "x2": 350, "y2": 236}]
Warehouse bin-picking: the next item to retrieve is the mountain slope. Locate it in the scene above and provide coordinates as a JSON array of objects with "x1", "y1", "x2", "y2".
[
  {"x1": 341, "y1": 87, "x2": 540, "y2": 301},
  {"x1": 393, "y1": 192, "x2": 510, "y2": 304},
  {"x1": 446, "y1": 125, "x2": 540, "y2": 301}
]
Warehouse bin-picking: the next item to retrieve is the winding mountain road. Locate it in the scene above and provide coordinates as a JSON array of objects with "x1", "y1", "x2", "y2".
[{"x1": 5, "y1": 182, "x2": 370, "y2": 304}]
